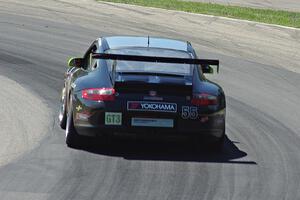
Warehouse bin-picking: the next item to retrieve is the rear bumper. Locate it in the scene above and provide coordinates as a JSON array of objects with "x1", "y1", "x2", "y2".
[
  {"x1": 72, "y1": 95, "x2": 225, "y2": 140},
  {"x1": 74, "y1": 113, "x2": 225, "y2": 140},
  {"x1": 75, "y1": 126, "x2": 224, "y2": 141}
]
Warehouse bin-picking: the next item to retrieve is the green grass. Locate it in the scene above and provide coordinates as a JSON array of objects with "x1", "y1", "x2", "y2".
[{"x1": 98, "y1": 0, "x2": 300, "y2": 28}]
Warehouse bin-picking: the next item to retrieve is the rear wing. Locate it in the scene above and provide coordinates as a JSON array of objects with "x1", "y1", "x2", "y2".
[{"x1": 92, "y1": 53, "x2": 219, "y2": 73}]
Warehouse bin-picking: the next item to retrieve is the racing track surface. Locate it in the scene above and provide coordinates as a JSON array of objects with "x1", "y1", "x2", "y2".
[{"x1": 0, "y1": 0, "x2": 300, "y2": 199}]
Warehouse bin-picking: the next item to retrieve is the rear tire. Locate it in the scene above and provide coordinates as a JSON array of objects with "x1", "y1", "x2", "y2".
[
  {"x1": 192, "y1": 130, "x2": 225, "y2": 153},
  {"x1": 211, "y1": 133, "x2": 225, "y2": 152},
  {"x1": 209, "y1": 120, "x2": 226, "y2": 152},
  {"x1": 65, "y1": 108, "x2": 84, "y2": 149},
  {"x1": 58, "y1": 88, "x2": 67, "y2": 129}
]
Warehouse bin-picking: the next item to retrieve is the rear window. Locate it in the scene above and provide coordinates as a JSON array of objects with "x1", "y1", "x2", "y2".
[{"x1": 105, "y1": 47, "x2": 193, "y2": 76}]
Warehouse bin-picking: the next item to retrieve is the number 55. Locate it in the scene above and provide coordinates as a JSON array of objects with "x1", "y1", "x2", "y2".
[{"x1": 181, "y1": 106, "x2": 198, "y2": 119}]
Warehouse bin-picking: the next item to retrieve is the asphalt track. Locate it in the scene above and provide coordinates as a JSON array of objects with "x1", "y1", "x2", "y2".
[
  {"x1": 0, "y1": 0, "x2": 300, "y2": 199},
  {"x1": 184, "y1": 0, "x2": 300, "y2": 12},
  {"x1": 0, "y1": 75, "x2": 50, "y2": 167}
]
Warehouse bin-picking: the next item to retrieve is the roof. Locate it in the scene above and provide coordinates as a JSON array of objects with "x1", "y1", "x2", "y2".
[{"x1": 102, "y1": 36, "x2": 189, "y2": 52}]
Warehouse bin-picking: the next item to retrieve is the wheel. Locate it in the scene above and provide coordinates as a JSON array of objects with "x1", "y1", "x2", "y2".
[
  {"x1": 192, "y1": 128, "x2": 225, "y2": 152},
  {"x1": 211, "y1": 133, "x2": 225, "y2": 152},
  {"x1": 65, "y1": 107, "x2": 84, "y2": 149},
  {"x1": 58, "y1": 88, "x2": 67, "y2": 129},
  {"x1": 210, "y1": 122, "x2": 226, "y2": 152}
]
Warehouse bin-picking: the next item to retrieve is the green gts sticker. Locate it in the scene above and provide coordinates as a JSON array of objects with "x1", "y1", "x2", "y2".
[{"x1": 105, "y1": 112, "x2": 122, "y2": 125}]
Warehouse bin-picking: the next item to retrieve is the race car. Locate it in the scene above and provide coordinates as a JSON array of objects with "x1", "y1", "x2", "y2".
[{"x1": 58, "y1": 36, "x2": 226, "y2": 150}]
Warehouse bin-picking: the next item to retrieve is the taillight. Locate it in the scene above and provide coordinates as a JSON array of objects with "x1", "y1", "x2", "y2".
[
  {"x1": 82, "y1": 88, "x2": 115, "y2": 101},
  {"x1": 191, "y1": 93, "x2": 217, "y2": 106}
]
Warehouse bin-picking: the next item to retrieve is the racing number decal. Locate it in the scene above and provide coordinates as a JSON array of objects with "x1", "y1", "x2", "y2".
[
  {"x1": 189, "y1": 107, "x2": 198, "y2": 119},
  {"x1": 181, "y1": 106, "x2": 198, "y2": 119},
  {"x1": 181, "y1": 106, "x2": 190, "y2": 119},
  {"x1": 105, "y1": 112, "x2": 122, "y2": 125}
]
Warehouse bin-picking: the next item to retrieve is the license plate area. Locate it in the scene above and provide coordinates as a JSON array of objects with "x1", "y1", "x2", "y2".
[
  {"x1": 131, "y1": 118, "x2": 174, "y2": 128},
  {"x1": 105, "y1": 112, "x2": 122, "y2": 125}
]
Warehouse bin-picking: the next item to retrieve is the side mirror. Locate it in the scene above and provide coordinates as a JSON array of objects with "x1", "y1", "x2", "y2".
[
  {"x1": 68, "y1": 57, "x2": 84, "y2": 68},
  {"x1": 202, "y1": 64, "x2": 219, "y2": 74}
]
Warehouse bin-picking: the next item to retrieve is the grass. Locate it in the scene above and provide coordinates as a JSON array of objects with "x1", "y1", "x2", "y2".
[{"x1": 98, "y1": 0, "x2": 300, "y2": 28}]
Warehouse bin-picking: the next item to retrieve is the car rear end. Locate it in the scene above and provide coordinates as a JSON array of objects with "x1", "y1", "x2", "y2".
[{"x1": 72, "y1": 49, "x2": 225, "y2": 142}]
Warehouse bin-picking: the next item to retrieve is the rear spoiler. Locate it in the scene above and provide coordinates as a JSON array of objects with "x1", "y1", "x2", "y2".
[{"x1": 92, "y1": 53, "x2": 219, "y2": 73}]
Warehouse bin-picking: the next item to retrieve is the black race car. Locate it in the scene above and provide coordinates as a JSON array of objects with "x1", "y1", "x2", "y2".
[{"x1": 59, "y1": 36, "x2": 226, "y2": 150}]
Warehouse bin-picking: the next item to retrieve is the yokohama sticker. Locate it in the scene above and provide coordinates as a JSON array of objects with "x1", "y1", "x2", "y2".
[{"x1": 127, "y1": 101, "x2": 177, "y2": 113}]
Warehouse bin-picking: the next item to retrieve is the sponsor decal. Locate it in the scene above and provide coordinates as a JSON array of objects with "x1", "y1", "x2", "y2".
[
  {"x1": 127, "y1": 101, "x2": 177, "y2": 113},
  {"x1": 143, "y1": 96, "x2": 163, "y2": 101},
  {"x1": 149, "y1": 90, "x2": 157, "y2": 97},
  {"x1": 76, "y1": 105, "x2": 82, "y2": 111},
  {"x1": 144, "y1": 90, "x2": 163, "y2": 100},
  {"x1": 105, "y1": 112, "x2": 122, "y2": 125},
  {"x1": 131, "y1": 118, "x2": 174, "y2": 128},
  {"x1": 76, "y1": 112, "x2": 90, "y2": 121}
]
